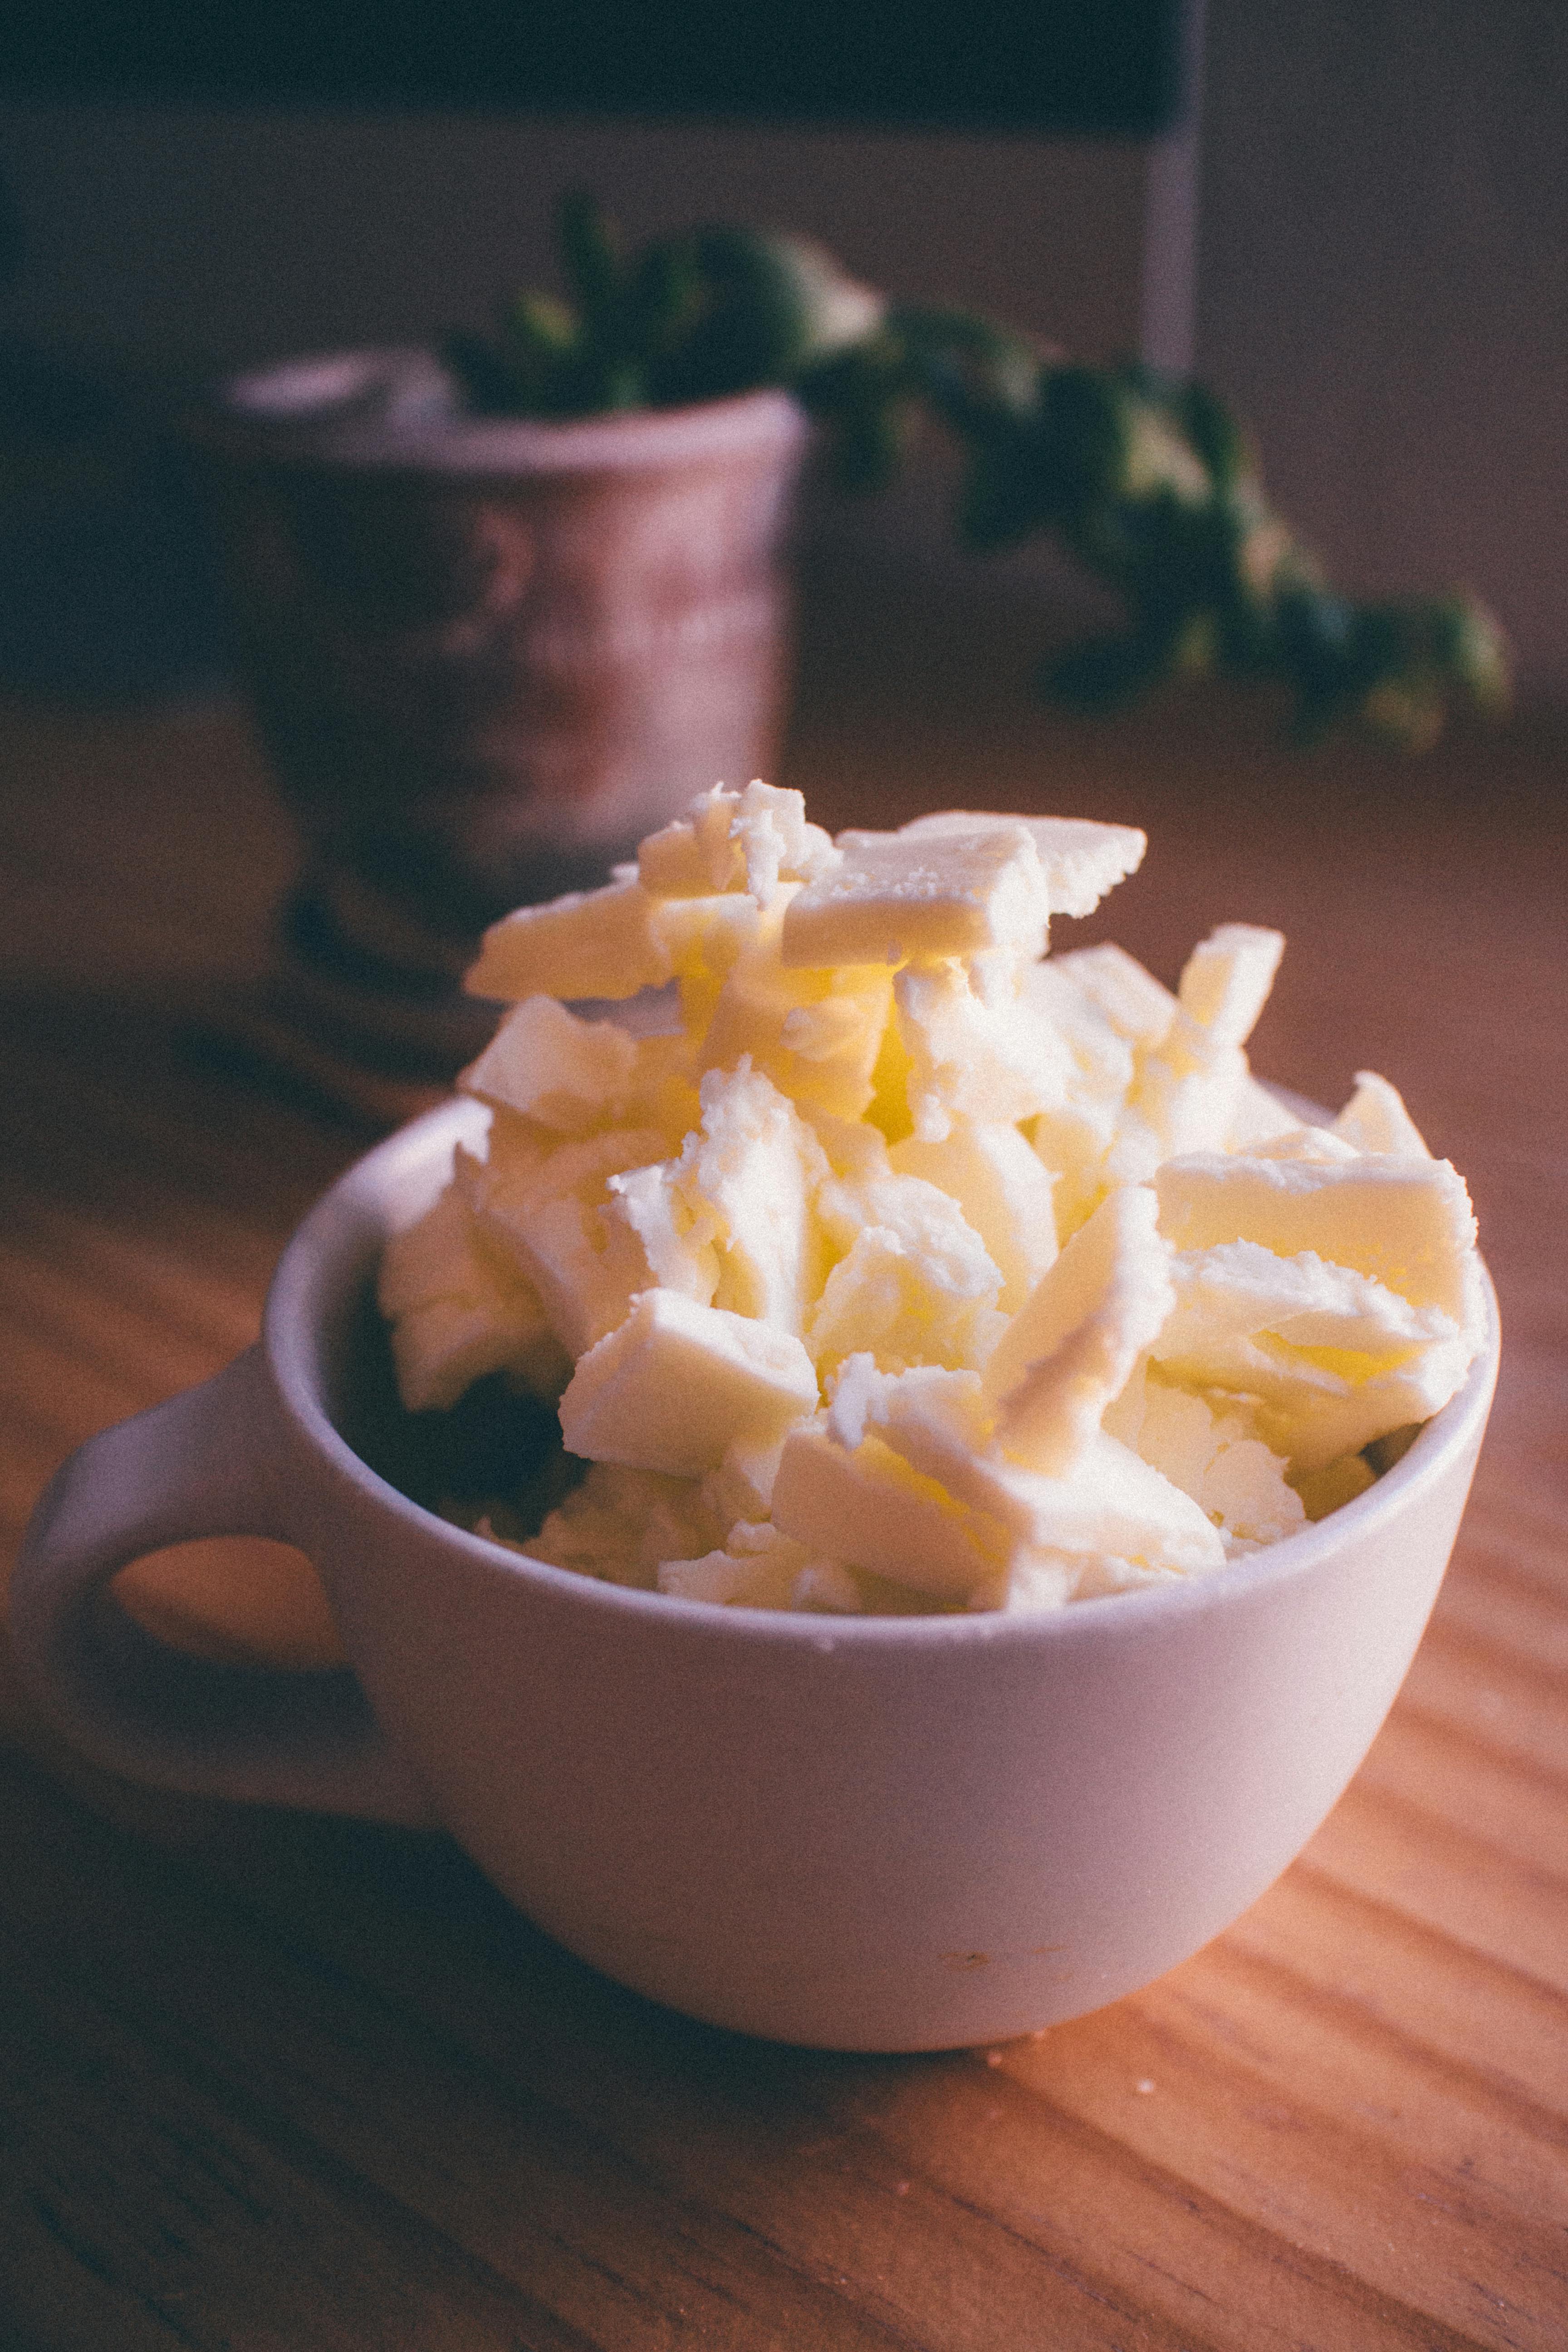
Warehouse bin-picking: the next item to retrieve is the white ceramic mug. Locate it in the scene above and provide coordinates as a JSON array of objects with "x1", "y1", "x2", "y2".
[{"x1": 11, "y1": 1097, "x2": 1499, "y2": 2052}]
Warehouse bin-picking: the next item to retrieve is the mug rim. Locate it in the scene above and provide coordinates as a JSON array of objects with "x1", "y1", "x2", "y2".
[{"x1": 268, "y1": 1096, "x2": 1500, "y2": 1654}]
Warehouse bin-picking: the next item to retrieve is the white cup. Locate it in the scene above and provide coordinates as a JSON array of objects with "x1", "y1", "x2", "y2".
[{"x1": 11, "y1": 1097, "x2": 1498, "y2": 2051}]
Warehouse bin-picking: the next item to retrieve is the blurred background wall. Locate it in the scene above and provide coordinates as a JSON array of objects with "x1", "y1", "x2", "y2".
[{"x1": 0, "y1": 0, "x2": 1562, "y2": 695}]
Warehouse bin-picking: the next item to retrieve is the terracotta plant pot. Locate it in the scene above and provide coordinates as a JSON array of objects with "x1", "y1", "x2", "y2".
[{"x1": 195, "y1": 352, "x2": 807, "y2": 1073}]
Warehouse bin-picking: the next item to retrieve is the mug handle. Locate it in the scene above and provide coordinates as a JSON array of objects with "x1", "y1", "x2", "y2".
[{"x1": 9, "y1": 1346, "x2": 436, "y2": 1825}]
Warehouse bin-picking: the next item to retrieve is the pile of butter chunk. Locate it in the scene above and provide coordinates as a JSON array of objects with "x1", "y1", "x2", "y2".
[{"x1": 378, "y1": 780, "x2": 1487, "y2": 1615}]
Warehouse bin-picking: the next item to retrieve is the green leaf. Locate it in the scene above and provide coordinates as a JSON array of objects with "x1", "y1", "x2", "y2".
[{"x1": 557, "y1": 190, "x2": 625, "y2": 321}]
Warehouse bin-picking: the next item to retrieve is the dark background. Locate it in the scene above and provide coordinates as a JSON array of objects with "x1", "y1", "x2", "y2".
[{"x1": 0, "y1": 0, "x2": 1182, "y2": 133}]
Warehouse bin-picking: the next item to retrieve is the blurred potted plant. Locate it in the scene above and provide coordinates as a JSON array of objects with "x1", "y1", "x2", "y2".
[{"x1": 199, "y1": 194, "x2": 1507, "y2": 1083}]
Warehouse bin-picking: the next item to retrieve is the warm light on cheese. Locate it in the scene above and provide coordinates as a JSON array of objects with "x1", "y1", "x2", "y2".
[
  {"x1": 559, "y1": 1288, "x2": 820, "y2": 1476},
  {"x1": 781, "y1": 822, "x2": 1049, "y2": 970},
  {"x1": 382, "y1": 778, "x2": 1486, "y2": 1613}
]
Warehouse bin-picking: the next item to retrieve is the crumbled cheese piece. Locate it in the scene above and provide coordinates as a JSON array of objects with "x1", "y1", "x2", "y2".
[
  {"x1": 781, "y1": 822, "x2": 1049, "y2": 970},
  {"x1": 1047, "y1": 942, "x2": 1176, "y2": 1044},
  {"x1": 983, "y1": 1186, "x2": 1174, "y2": 1476},
  {"x1": 699, "y1": 898, "x2": 895, "y2": 1120},
  {"x1": 1106, "y1": 925, "x2": 1286, "y2": 1186},
  {"x1": 465, "y1": 877, "x2": 671, "y2": 1004},
  {"x1": 377, "y1": 1182, "x2": 570, "y2": 1409},
  {"x1": 559, "y1": 1289, "x2": 820, "y2": 1475},
  {"x1": 895, "y1": 958, "x2": 1072, "y2": 1143},
  {"x1": 890, "y1": 1120, "x2": 1058, "y2": 1313},
  {"x1": 1334, "y1": 1070, "x2": 1432, "y2": 1159},
  {"x1": 639, "y1": 780, "x2": 840, "y2": 903},
  {"x1": 1154, "y1": 1151, "x2": 1480, "y2": 1323},
  {"x1": 463, "y1": 1123, "x2": 666, "y2": 1358},
  {"x1": 1177, "y1": 923, "x2": 1285, "y2": 1051},
  {"x1": 527, "y1": 1463, "x2": 724, "y2": 1588},
  {"x1": 459, "y1": 995, "x2": 639, "y2": 1132},
  {"x1": 896, "y1": 813, "x2": 1147, "y2": 920},
  {"x1": 1118, "y1": 1372, "x2": 1306, "y2": 1550},
  {"x1": 608, "y1": 1061, "x2": 829, "y2": 1337},
  {"x1": 771, "y1": 1415, "x2": 1011, "y2": 1601},
  {"x1": 656, "y1": 1520, "x2": 857, "y2": 1611},
  {"x1": 808, "y1": 1174, "x2": 1004, "y2": 1377}
]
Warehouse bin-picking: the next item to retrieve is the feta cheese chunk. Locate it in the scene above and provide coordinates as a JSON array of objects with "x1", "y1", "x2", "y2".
[
  {"x1": 377, "y1": 1180, "x2": 570, "y2": 1410},
  {"x1": 897, "y1": 812, "x2": 1147, "y2": 919},
  {"x1": 1334, "y1": 1070, "x2": 1432, "y2": 1159},
  {"x1": 463, "y1": 1123, "x2": 666, "y2": 1359},
  {"x1": 638, "y1": 779, "x2": 840, "y2": 903},
  {"x1": 895, "y1": 957, "x2": 1072, "y2": 1142},
  {"x1": 559, "y1": 1289, "x2": 820, "y2": 1475},
  {"x1": 1106, "y1": 924, "x2": 1286, "y2": 1186},
  {"x1": 700, "y1": 899, "x2": 895, "y2": 1121},
  {"x1": 808, "y1": 1173, "x2": 1004, "y2": 1377},
  {"x1": 891, "y1": 1120, "x2": 1058, "y2": 1313},
  {"x1": 465, "y1": 877, "x2": 671, "y2": 1004},
  {"x1": 525, "y1": 1463, "x2": 724, "y2": 1589},
  {"x1": 774, "y1": 1383, "x2": 1223, "y2": 1608},
  {"x1": 459, "y1": 995, "x2": 639, "y2": 1133},
  {"x1": 984, "y1": 1186, "x2": 1175, "y2": 1475},
  {"x1": 1116, "y1": 1372, "x2": 1306, "y2": 1550},
  {"x1": 1046, "y1": 942, "x2": 1177, "y2": 1045},
  {"x1": 1154, "y1": 1151, "x2": 1480, "y2": 1323},
  {"x1": 781, "y1": 821, "x2": 1049, "y2": 970},
  {"x1": 607, "y1": 1061, "x2": 829, "y2": 1336},
  {"x1": 1176, "y1": 923, "x2": 1285, "y2": 1052}
]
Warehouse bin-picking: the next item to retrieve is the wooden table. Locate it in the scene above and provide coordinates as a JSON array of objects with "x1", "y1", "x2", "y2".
[{"x1": 4, "y1": 565, "x2": 1567, "y2": 2351}]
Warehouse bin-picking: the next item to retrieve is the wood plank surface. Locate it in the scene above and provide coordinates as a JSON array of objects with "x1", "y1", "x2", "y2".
[{"x1": 2, "y1": 565, "x2": 1565, "y2": 2352}]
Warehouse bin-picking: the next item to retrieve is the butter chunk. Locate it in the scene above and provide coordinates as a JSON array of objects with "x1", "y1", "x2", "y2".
[
  {"x1": 657, "y1": 1521, "x2": 854, "y2": 1611},
  {"x1": 648, "y1": 891, "x2": 761, "y2": 1040},
  {"x1": 778, "y1": 1376, "x2": 1222, "y2": 1605},
  {"x1": 895, "y1": 958, "x2": 1072, "y2": 1143},
  {"x1": 466, "y1": 877, "x2": 671, "y2": 1004},
  {"x1": 700, "y1": 899, "x2": 894, "y2": 1121},
  {"x1": 1023, "y1": 954, "x2": 1148, "y2": 1239},
  {"x1": 465, "y1": 1124, "x2": 666, "y2": 1358},
  {"x1": 808, "y1": 1174, "x2": 1004, "y2": 1377},
  {"x1": 1154, "y1": 1151, "x2": 1479, "y2": 1322},
  {"x1": 559, "y1": 1289, "x2": 820, "y2": 1475},
  {"x1": 608, "y1": 1061, "x2": 831, "y2": 1337},
  {"x1": 1127, "y1": 1374, "x2": 1306, "y2": 1550},
  {"x1": 891, "y1": 1120, "x2": 1058, "y2": 1313},
  {"x1": 897, "y1": 813, "x2": 1146, "y2": 920},
  {"x1": 638, "y1": 783, "x2": 748, "y2": 896},
  {"x1": 772, "y1": 1416, "x2": 1010, "y2": 1601},
  {"x1": 459, "y1": 995, "x2": 638, "y2": 1132},
  {"x1": 1226, "y1": 1077, "x2": 1309, "y2": 1152},
  {"x1": 1335, "y1": 1070, "x2": 1431, "y2": 1159},
  {"x1": 527, "y1": 1462, "x2": 724, "y2": 1589},
  {"x1": 378, "y1": 1181, "x2": 570, "y2": 1411},
  {"x1": 1152, "y1": 1241, "x2": 1475, "y2": 1470},
  {"x1": 1105, "y1": 925, "x2": 1285, "y2": 1186},
  {"x1": 990, "y1": 1432, "x2": 1226, "y2": 1599},
  {"x1": 699, "y1": 1431, "x2": 789, "y2": 1525},
  {"x1": 1177, "y1": 923, "x2": 1285, "y2": 1050},
  {"x1": 639, "y1": 780, "x2": 840, "y2": 904},
  {"x1": 836, "y1": 1354, "x2": 1222, "y2": 1583},
  {"x1": 781, "y1": 822, "x2": 1049, "y2": 970},
  {"x1": 984, "y1": 1186, "x2": 1175, "y2": 1475},
  {"x1": 1045, "y1": 942, "x2": 1176, "y2": 1044}
]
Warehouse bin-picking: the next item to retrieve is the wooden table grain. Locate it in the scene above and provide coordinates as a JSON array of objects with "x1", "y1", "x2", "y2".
[{"x1": 3, "y1": 572, "x2": 1566, "y2": 2352}]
